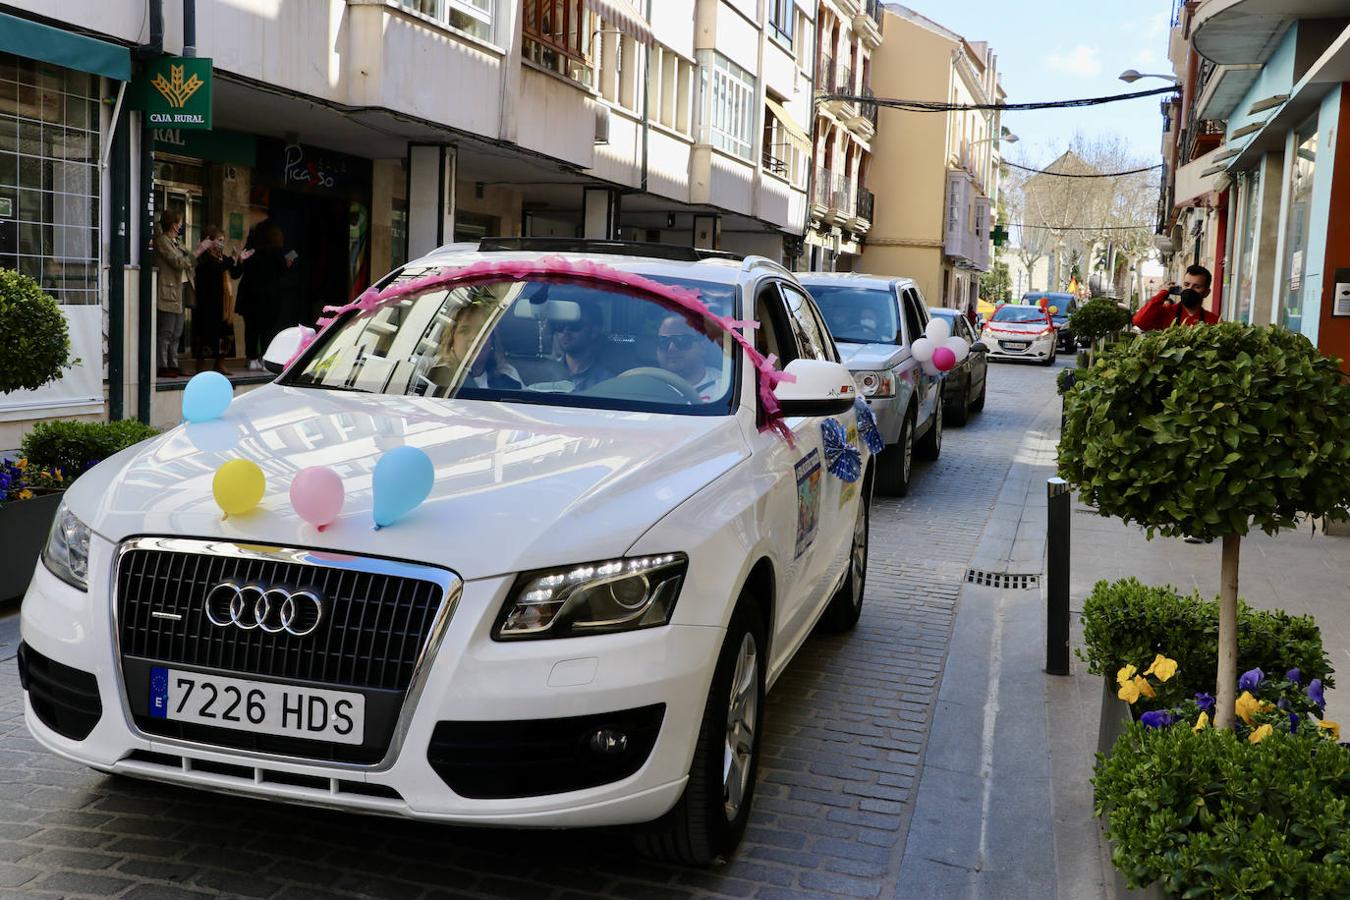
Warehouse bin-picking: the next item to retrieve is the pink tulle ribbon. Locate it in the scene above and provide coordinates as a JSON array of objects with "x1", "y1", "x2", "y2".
[{"x1": 285, "y1": 256, "x2": 795, "y2": 443}]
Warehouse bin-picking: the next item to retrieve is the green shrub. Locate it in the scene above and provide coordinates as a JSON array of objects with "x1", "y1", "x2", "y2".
[
  {"x1": 1080, "y1": 578, "x2": 1333, "y2": 698},
  {"x1": 0, "y1": 268, "x2": 73, "y2": 394},
  {"x1": 20, "y1": 419, "x2": 159, "y2": 476},
  {"x1": 1056, "y1": 367, "x2": 1076, "y2": 396},
  {"x1": 1067, "y1": 297, "x2": 1130, "y2": 345},
  {"x1": 1094, "y1": 723, "x2": 1350, "y2": 898}
]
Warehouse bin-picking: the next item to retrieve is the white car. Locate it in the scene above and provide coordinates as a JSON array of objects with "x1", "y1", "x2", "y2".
[
  {"x1": 18, "y1": 239, "x2": 873, "y2": 866},
  {"x1": 977, "y1": 303, "x2": 1058, "y2": 365}
]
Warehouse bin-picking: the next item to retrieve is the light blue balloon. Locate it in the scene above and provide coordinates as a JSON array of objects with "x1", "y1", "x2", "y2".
[
  {"x1": 372, "y1": 446, "x2": 435, "y2": 528},
  {"x1": 182, "y1": 371, "x2": 234, "y2": 423}
]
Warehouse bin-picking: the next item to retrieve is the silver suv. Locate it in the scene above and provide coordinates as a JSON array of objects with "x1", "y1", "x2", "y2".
[{"x1": 795, "y1": 273, "x2": 942, "y2": 495}]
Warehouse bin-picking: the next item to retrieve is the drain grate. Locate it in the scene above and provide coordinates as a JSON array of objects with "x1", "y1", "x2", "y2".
[{"x1": 965, "y1": 569, "x2": 1041, "y2": 590}]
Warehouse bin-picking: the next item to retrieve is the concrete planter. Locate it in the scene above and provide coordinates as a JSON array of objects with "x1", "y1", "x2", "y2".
[
  {"x1": 0, "y1": 491, "x2": 61, "y2": 602},
  {"x1": 1096, "y1": 678, "x2": 1170, "y2": 900}
]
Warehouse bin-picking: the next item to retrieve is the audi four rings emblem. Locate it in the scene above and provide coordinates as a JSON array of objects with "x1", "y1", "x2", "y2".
[{"x1": 204, "y1": 582, "x2": 324, "y2": 636}]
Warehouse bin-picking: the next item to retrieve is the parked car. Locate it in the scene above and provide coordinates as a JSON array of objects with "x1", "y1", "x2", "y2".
[
  {"x1": 18, "y1": 239, "x2": 875, "y2": 867},
  {"x1": 796, "y1": 273, "x2": 943, "y2": 496},
  {"x1": 1020, "y1": 291, "x2": 1079, "y2": 353},
  {"x1": 927, "y1": 308, "x2": 988, "y2": 425},
  {"x1": 979, "y1": 303, "x2": 1058, "y2": 365}
]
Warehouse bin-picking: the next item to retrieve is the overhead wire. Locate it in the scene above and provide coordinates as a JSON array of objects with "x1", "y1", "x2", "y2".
[
  {"x1": 821, "y1": 84, "x2": 1177, "y2": 113},
  {"x1": 1003, "y1": 160, "x2": 1164, "y2": 178}
]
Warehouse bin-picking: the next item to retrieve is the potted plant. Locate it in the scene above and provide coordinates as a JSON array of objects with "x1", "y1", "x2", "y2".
[
  {"x1": 1, "y1": 419, "x2": 158, "y2": 601},
  {"x1": 1061, "y1": 324, "x2": 1350, "y2": 729},
  {"x1": 1066, "y1": 297, "x2": 1130, "y2": 367},
  {"x1": 0, "y1": 268, "x2": 73, "y2": 395}
]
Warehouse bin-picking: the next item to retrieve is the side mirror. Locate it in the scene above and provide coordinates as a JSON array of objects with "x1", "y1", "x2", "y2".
[
  {"x1": 970, "y1": 342, "x2": 988, "y2": 354},
  {"x1": 773, "y1": 358, "x2": 858, "y2": 417},
  {"x1": 263, "y1": 325, "x2": 316, "y2": 375}
]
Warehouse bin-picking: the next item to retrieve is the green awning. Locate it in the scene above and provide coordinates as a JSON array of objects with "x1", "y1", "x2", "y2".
[{"x1": 0, "y1": 12, "x2": 132, "y2": 82}]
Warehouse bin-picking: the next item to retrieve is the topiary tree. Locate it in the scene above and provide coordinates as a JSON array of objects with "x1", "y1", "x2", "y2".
[
  {"x1": 0, "y1": 269, "x2": 72, "y2": 394},
  {"x1": 1059, "y1": 323, "x2": 1350, "y2": 728},
  {"x1": 1068, "y1": 296, "x2": 1131, "y2": 350}
]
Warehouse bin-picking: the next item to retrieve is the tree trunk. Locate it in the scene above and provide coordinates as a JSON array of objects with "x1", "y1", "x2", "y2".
[{"x1": 1214, "y1": 534, "x2": 1241, "y2": 729}]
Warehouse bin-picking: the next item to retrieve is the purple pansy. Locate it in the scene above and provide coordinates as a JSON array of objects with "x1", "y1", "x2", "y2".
[
  {"x1": 1139, "y1": 710, "x2": 1175, "y2": 730},
  {"x1": 1307, "y1": 679, "x2": 1325, "y2": 710},
  {"x1": 1286, "y1": 668, "x2": 1302, "y2": 686},
  {"x1": 1289, "y1": 711, "x2": 1301, "y2": 733},
  {"x1": 1194, "y1": 693, "x2": 1215, "y2": 713},
  {"x1": 1238, "y1": 668, "x2": 1263, "y2": 692}
]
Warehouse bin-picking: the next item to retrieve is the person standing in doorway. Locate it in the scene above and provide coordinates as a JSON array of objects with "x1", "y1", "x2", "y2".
[
  {"x1": 193, "y1": 225, "x2": 252, "y2": 374},
  {"x1": 153, "y1": 210, "x2": 196, "y2": 378},
  {"x1": 1133, "y1": 265, "x2": 1219, "y2": 331},
  {"x1": 234, "y1": 220, "x2": 291, "y2": 370}
]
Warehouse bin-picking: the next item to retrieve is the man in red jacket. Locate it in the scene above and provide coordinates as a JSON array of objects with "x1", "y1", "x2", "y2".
[{"x1": 1133, "y1": 264, "x2": 1219, "y2": 331}]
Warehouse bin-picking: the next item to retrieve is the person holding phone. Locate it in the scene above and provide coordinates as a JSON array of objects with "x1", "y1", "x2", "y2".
[{"x1": 1133, "y1": 264, "x2": 1219, "y2": 331}]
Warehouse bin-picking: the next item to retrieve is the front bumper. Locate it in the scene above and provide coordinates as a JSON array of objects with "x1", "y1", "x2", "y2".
[
  {"x1": 979, "y1": 334, "x2": 1056, "y2": 361},
  {"x1": 20, "y1": 546, "x2": 723, "y2": 828}
]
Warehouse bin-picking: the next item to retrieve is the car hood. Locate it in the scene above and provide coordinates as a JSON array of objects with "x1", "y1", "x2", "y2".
[
  {"x1": 985, "y1": 321, "x2": 1049, "y2": 335},
  {"x1": 836, "y1": 341, "x2": 904, "y2": 370},
  {"x1": 67, "y1": 386, "x2": 750, "y2": 580}
]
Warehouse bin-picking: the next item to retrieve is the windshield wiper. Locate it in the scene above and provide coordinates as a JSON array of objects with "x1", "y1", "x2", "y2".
[{"x1": 288, "y1": 381, "x2": 375, "y2": 394}]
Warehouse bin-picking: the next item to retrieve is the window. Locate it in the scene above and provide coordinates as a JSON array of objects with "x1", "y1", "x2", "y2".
[
  {"x1": 1279, "y1": 120, "x2": 1317, "y2": 334},
  {"x1": 762, "y1": 97, "x2": 808, "y2": 187},
  {"x1": 1232, "y1": 169, "x2": 1260, "y2": 324},
  {"x1": 768, "y1": 0, "x2": 794, "y2": 48},
  {"x1": 0, "y1": 53, "x2": 101, "y2": 306},
  {"x1": 780, "y1": 282, "x2": 835, "y2": 361},
  {"x1": 400, "y1": 0, "x2": 494, "y2": 41},
  {"x1": 523, "y1": 0, "x2": 594, "y2": 87},
  {"x1": 646, "y1": 47, "x2": 694, "y2": 136},
  {"x1": 900, "y1": 289, "x2": 926, "y2": 344},
  {"x1": 794, "y1": 8, "x2": 814, "y2": 71},
  {"x1": 805, "y1": 285, "x2": 901, "y2": 345},
  {"x1": 697, "y1": 52, "x2": 757, "y2": 160}
]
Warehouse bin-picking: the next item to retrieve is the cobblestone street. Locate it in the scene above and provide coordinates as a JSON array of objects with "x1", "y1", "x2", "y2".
[{"x1": 0, "y1": 362, "x2": 1063, "y2": 900}]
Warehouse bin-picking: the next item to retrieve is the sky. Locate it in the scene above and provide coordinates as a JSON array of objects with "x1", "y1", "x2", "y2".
[{"x1": 890, "y1": 0, "x2": 1178, "y2": 169}]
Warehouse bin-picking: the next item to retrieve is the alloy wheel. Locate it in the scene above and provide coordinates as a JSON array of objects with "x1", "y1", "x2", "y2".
[{"x1": 723, "y1": 632, "x2": 759, "y2": 821}]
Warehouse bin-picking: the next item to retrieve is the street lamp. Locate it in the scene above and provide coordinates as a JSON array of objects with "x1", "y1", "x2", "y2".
[{"x1": 1119, "y1": 69, "x2": 1180, "y2": 85}]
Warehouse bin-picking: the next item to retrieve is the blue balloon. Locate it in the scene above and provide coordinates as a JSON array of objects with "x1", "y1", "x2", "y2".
[
  {"x1": 182, "y1": 371, "x2": 234, "y2": 423},
  {"x1": 372, "y1": 446, "x2": 435, "y2": 528}
]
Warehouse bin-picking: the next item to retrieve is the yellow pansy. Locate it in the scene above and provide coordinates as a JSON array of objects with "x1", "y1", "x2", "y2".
[
  {"x1": 1133, "y1": 675, "x2": 1155, "y2": 700},
  {"x1": 16, "y1": 489, "x2": 32, "y2": 500},
  {"x1": 1118, "y1": 679, "x2": 1141, "y2": 704},
  {"x1": 1192, "y1": 711, "x2": 1209, "y2": 732},
  {"x1": 1144, "y1": 654, "x2": 1178, "y2": 683},
  {"x1": 15, "y1": 458, "x2": 26, "y2": 469},
  {"x1": 1116, "y1": 664, "x2": 1137, "y2": 687},
  {"x1": 1248, "y1": 723, "x2": 1273, "y2": 744},
  {"x1": 1318, "y1": 719, "x2": 1341, "y2": 742},
  {"x1": 1235, "y1": 691, "x2": 1261, "y2": 725}
]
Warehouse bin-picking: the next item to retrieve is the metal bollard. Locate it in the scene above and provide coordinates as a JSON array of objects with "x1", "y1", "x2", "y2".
[{"x1": 1046, "y1": 478, "x2": 1071, "y2": 675}]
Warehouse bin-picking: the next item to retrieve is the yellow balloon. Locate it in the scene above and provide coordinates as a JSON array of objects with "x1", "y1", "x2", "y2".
[
  {"x1": 213, "y1": 459, "x2": 265, "y2": 517},
  {"x1": 1049, "y1": 306, "x2": 1059, "y2": 315}
]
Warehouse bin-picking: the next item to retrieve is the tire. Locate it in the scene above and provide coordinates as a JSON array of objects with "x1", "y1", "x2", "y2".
[
  {"x1": 1041, "y1": 348, "x2": 1057, "y2": 367},
  {"x1": 971, "y1": 375, "x2": 987, "y2": 412},
  {"x1": 876, "y1": 409, "x2": 914, "y2": 497},
  {"x1": 916, "y1": 394, "x2": 942, "y2": 460},
  {"x1": 947, "y1": 379, "x2": 970, "y2": 427},
  {"x1": 635, "y1": 603, "x2": 767, "y2": 867},
  {"x1": 819, "y1": 477, "x2": 870, "y2": 633}
]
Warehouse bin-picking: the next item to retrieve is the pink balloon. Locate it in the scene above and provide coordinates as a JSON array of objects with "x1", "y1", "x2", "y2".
[
  {"x1": 932, "y1": 346, "x2": 957, "y2": 372},
  {"x1": 290, "y1": 466, "x2": 345, "y2": 531}
]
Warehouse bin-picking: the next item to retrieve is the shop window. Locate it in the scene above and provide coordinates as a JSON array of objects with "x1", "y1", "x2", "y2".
[
  {"x1": 400, "y1": 0, "x2": 494, "y2": 42},
  {"x1": 522, "y1": 0, "x2": 594, "y2": 88},
  {"x1": 1279, "y1": 120, "x2": 1318, "y2": 334},
  {"x1": 0, "y1": 53, "x2": 101, "y2": 306},
  {"x1": 696, "y1": 52, "x2": 757, "y2": 161}
]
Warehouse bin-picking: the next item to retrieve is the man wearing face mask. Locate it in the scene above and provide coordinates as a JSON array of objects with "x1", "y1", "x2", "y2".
[{"x1": 1133, "y1": 264, "x2": 1219, "y2": 331}]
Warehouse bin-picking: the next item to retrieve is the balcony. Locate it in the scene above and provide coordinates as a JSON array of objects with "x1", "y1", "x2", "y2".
[
  {"x1": 819, "y1": 60, "x2": 857, "y2": 119},
  {"x1": 1191, "y1": 0, "x2": 1343, "y2": 65},
  {"x1": 811, "y1": 167, "x2": 854, "y2": 223},
  {"x1": 845, "y1": 86, "x2": 878, "y2": 140},
  {"x1": 811, "y1": 165, "x2": 833, "y2": 218},
  {"x1": 849, "y1": 186, "x2": 874, "y2": 233},
  {"x1": 854, "y1": 1, "x2": 884, "y2": 48}
]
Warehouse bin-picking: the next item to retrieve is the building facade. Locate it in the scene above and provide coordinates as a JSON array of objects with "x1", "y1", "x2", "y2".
[
  {"x1": 803, "y1": 0, "x2": 882, "y2": 272},
  {"x1": 1162, "y1": 0, "x2": 1350, "y2": 368},
  {"x1": 0, "y1": 0, "x2": 819, "y2": 441},
  {"x1": 858, "y1": 4, "x2": 1002, "y2": 313}
]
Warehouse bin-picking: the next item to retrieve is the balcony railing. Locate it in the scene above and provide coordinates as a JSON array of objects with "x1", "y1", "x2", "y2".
[
  {"x1": 813, "y1": 166, "x2": 834, "y2": 208},
  {"x1": 762, "y1": 147, "x2": 789, "y2": 178},
  {"x1": 856, "y1": 187, "x2": 874, "y2": 223},
  {"x1": 818, "y1": 53, "x2": 834, "y2": 91},
  {"x1": 859, "y1": 86, "x2": 878, "y2": 127}
]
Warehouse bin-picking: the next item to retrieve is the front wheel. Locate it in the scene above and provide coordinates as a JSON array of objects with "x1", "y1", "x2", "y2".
[
  {"x1": 635, "y1": 603, "x2": 766, "y2": 866},
  {"x1": 876, "y1": 411, "x2": 914, "y2": 497}
]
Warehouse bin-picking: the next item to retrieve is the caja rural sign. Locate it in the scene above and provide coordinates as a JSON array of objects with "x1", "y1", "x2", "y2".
[{"x1": 135, "y1": 57, "x2": 213, "y2": 130}]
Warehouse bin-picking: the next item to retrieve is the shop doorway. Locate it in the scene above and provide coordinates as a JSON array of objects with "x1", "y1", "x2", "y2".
[{"x1": 266, "y1": 188, "x2": 353, "y2": 328}]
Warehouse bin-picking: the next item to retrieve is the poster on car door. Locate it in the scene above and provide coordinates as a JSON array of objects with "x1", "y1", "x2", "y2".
[{"x1": 794, "y1": 449, "x2": 821, "y2": 559}]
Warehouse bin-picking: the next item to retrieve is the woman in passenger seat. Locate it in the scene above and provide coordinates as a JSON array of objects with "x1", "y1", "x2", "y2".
[{"x1": 429, "y1": 303, "x2": 523, "y2": 392}]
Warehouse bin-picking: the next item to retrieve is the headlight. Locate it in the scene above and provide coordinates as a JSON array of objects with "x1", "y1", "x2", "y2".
[
  {"x1": 42, "y1": 501, "x2": 91, "y2": 591},
  {"x1": 852, "y1": 370, "x2": 895, "y2": 398},
  {"x1": 494, "y1": 554, "x2": 687, "y2": 640}
]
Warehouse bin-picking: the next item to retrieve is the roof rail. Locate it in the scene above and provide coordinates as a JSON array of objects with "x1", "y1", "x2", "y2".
[
  {"x1": 477, "y1": 237, "x2": 744, "y2": 263},
  {"x1": 741, "y1": 254, "x2": 791, "y2": 275}
]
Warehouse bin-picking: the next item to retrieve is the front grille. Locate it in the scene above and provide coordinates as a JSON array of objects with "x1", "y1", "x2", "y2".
[{"x1": 116, "y1": 546, "x2": 447, "y2": 692}]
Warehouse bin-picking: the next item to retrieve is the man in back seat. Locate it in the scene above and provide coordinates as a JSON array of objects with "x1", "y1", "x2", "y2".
[{"x1": 558, "y1": 299, "x2": 616, "y2": 391}]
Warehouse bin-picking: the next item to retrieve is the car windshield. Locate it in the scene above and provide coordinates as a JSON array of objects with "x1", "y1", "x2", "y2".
[
  {"x1": 801, "y1": 285, "x2": 900, "y2": 344},
  {"x1": 992, "y1": 306, "x2": 1049, "y2": 324},
  {"x1": 284, "y1": 275, "x2": 739, "y2": 415}
]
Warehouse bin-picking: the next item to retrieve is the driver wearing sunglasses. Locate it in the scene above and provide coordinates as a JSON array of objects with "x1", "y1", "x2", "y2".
[{"x1": 657, "y1": 315, "x2": 722, "y2": 401}]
